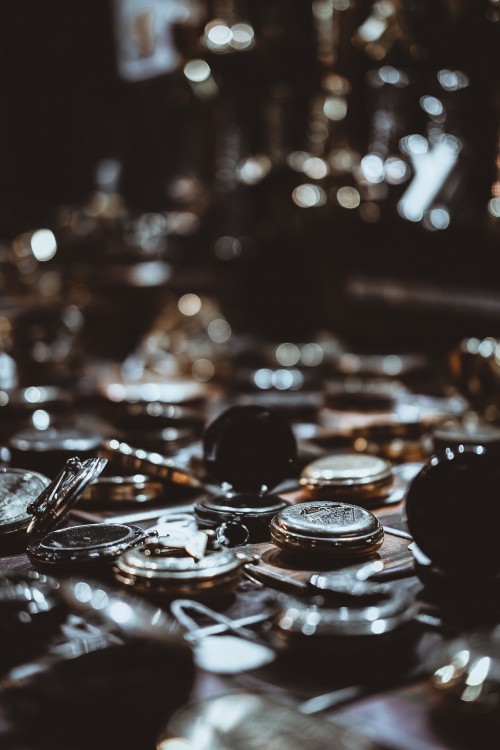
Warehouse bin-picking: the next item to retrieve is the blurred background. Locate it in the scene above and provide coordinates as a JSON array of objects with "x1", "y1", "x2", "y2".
[{"x1": 1, "y1": 0, "x2": 500, "y2": 375}]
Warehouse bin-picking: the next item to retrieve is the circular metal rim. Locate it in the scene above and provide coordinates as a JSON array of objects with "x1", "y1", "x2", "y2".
[
  {"x1": 114, "y1": 546, "x2": 241, "y2": 582},
  {"x1": 0, "y1": 468, "x2": 51, "y2": 537},
  {"x1": 27, "y1": 523, "x2": 148, "y2": 566},
  {"x1": 299, "y1": 454, "x2": 393, "y2": 491}
]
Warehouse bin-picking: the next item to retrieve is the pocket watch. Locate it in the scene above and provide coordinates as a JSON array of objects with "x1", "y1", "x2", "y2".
[
  {"x1": 299, "y1": 452, "x2": 394, "y2": 505},
  {"x1": 0, "y1": 456, "x2": 150, "y2": 570},
  {"x1": 194, "y1": 405, "x2": 297, "y2": 545},
  {"x1": 270, "y1": 501, "x2": 384, "y2": 561},
  {"x1": 114, "y1": 536, "x2": 243, "y2": 600},
  {"x1": 194, "y1": 491, "x2": 290, "y2": 545}
]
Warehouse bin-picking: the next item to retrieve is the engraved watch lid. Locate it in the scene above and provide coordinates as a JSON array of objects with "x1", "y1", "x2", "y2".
[
  {"x1": 300, "y1": 453, "x2": 393, "y2": 494},
  {"x1": 26, "y1": 456, "x2": 108, "y2": 541},
  {"x1": 270, "y1": 501, "x2": 384, "y2": 558},
  {"x1": 0, "y1": 468, "x2": 51, "y2": 537},
  {"x1": 27, "y1": 523, "x2": 148, "y2": 566}
]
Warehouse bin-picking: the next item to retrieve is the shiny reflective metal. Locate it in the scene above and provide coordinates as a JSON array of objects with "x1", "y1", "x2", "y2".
[
  {"x1": 99, "y1": 439, "x2": 213, "y2": 490},
  {"x1": 170, "y1": 599, "x2": 275, "y2": 674},
  {"x1": 0, "y1": 468, "x2": 51, "y2": 538},
  {"x1": 272, "y1": 586, "x2": 418, "y2": 645},
  {"x1": 114, "y1": 538, "x2": 242, "y2": 600},
  {"x1": 28, "y1": 523, "x2": 149, "y2": 568},
  {"x1": 300, "y1": 452, "x2": 393, "y2": 503},
  {"x1": 60, "y1": 578, "x2": 181, "y2": 641},
  {"x1": 430, "y1": 628, "x2": 500, "y2": 714},
  {"x1": 194, "y1": 491, "x2": 289, "y2": 545},
  {"x1": 160, "y1": 693, "x2": 380, "y2": 750},
  {"x1": 270, "y1": 501, "x2": 384, "y2": 559},
  {"x1": 26, "y1": 457, "x2": 108, "y2": 540},
  {"x1": 81, "y1": 473, "x2": 165, "y2": 504}
]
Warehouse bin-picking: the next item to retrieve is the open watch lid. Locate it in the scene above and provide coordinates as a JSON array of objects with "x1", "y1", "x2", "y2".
[{"x1": 26, "y1": 456, "x2": 108, "y2": 541}]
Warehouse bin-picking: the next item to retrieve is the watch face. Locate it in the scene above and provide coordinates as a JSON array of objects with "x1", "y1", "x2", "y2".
[
  {"x1": 28, "y1": 523, "x2": 147, "y2": 566},
  {"x1": 0, "y1": 468, "x2": 51, "y2": 536}
]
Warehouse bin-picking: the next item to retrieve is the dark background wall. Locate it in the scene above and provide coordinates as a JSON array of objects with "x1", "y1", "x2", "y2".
[{"x1": 1, "y1": 1, "x2": 500, "y2": 349}]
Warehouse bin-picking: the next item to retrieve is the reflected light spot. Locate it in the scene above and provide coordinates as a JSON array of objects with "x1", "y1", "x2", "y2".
[
  {"x1": 479, "y1": 338, "x2": 495, "y2": 357},
  {"x1": 178, "y1": 293, "x2": 202, "y2": 316},
  {"x1": 384, "y1": 157, "x2": 409, "y2": 184},
  {"x1": 383, "y1": 355, "x2": 402, "y2": 375},
  {"x1": 300, "y1": 343, "x2": 324, "y2": 366},
  {"x1": 287, "y1": 151, "x2": 310, "y2": 172},
  {"x1": 434, "y1": 665, "x2": 457, "y2": 686},
  {"x1": 205, "y1": 21, "x2": 232, "y2": 52},
  {"x1": 420, "y1": 95, "x2": 444, "y2": 117},
  {"x1": 292, "y1": 184, "x2": 326, "y2": 208},
  {"x1": 192, "y1": 359, "x2": 215, "y2": 382},
  {"x1": 360, "y1": 153, "x2": 385, "y2": 183},
  {"x1": 423, "y1": 207, "x2": 450, "y2": 231},
  {"x1": 272, "y1": 370, "x2": 294, "y2": 390},
  {"x1": 370, "y1": 619, "x2": 386, "y2": 634},
  {"x1": 336, "y1": 186, "x2": 360, "y2": 209},
  {"x1": 377, "y1": 65, "x2": 408, "y2": 86},
  {"x1": 32, "y1": 410, "x2": 50, "y2": 430},
  {"x1": 303, "y1": 157, "x2": 329, "y2": 180},
  {"x1": 356, "y1": 16, "x2": 387, "y2": 43},
  {"x1": 230, "y1": 23, "x2": 254, "y2": 50},
  {"x1": 158, "y1": 740, "x2": 193, "y2": 750},
  {"x1": 74, "y1": 581, "x2": 92, "y2": 603},
  {"x1": 207, "y1": 319, "x2": 231, "y2": 343},
  {"x1": 322, "y1": 73, "x2": 350, "y2": 95},
  {"x1": 90, "y1": 589, "x2": 109, "y2": 610},
  {"x1": 183, "y1": 59, "x2": 211, "y2": 83},
  {"x1": 238, "y1": 155, "x2": 272, "y2": 185},
  {"x1": 466, "y1": 657, "x2": 491, "y2": 686},
  {"x1": 329, "y1": 148, "x2": 358, "y2": 173},
  {"x1": 437, "y1": 69, "x2": 470, "y2": 92},
  {"x1": 488, "y1": 198, "x2": 500, "y2": 217},
  {"x1": 400, "y1": 134, "x2": 428, "y2": 156},
  {"x1": 31, "y1": 229, "x2": 57, "y2": 262},
  {"x1": 214, "y1": 236, "x2": 242, "y2": 261},
  {"x1": 276, "y1": 343, "x2": 300, "y2": 366},
  {"x1": 109, "y1": 601, "x2": 134, "y2": 624},
  {"x1": 254, "y1": 369, "x2": 274, "y2": 389},
  {"x1": 323, "y1": 96, "x2": 347, "y2": 121},
  {"x1": 25, "y1": 387, "x2": 42, "y2": 404}
]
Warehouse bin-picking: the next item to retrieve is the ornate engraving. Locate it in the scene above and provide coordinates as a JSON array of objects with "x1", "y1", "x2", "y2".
[{"x1": 299, "y1": 504, "x2": 357, "y2": 526}]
